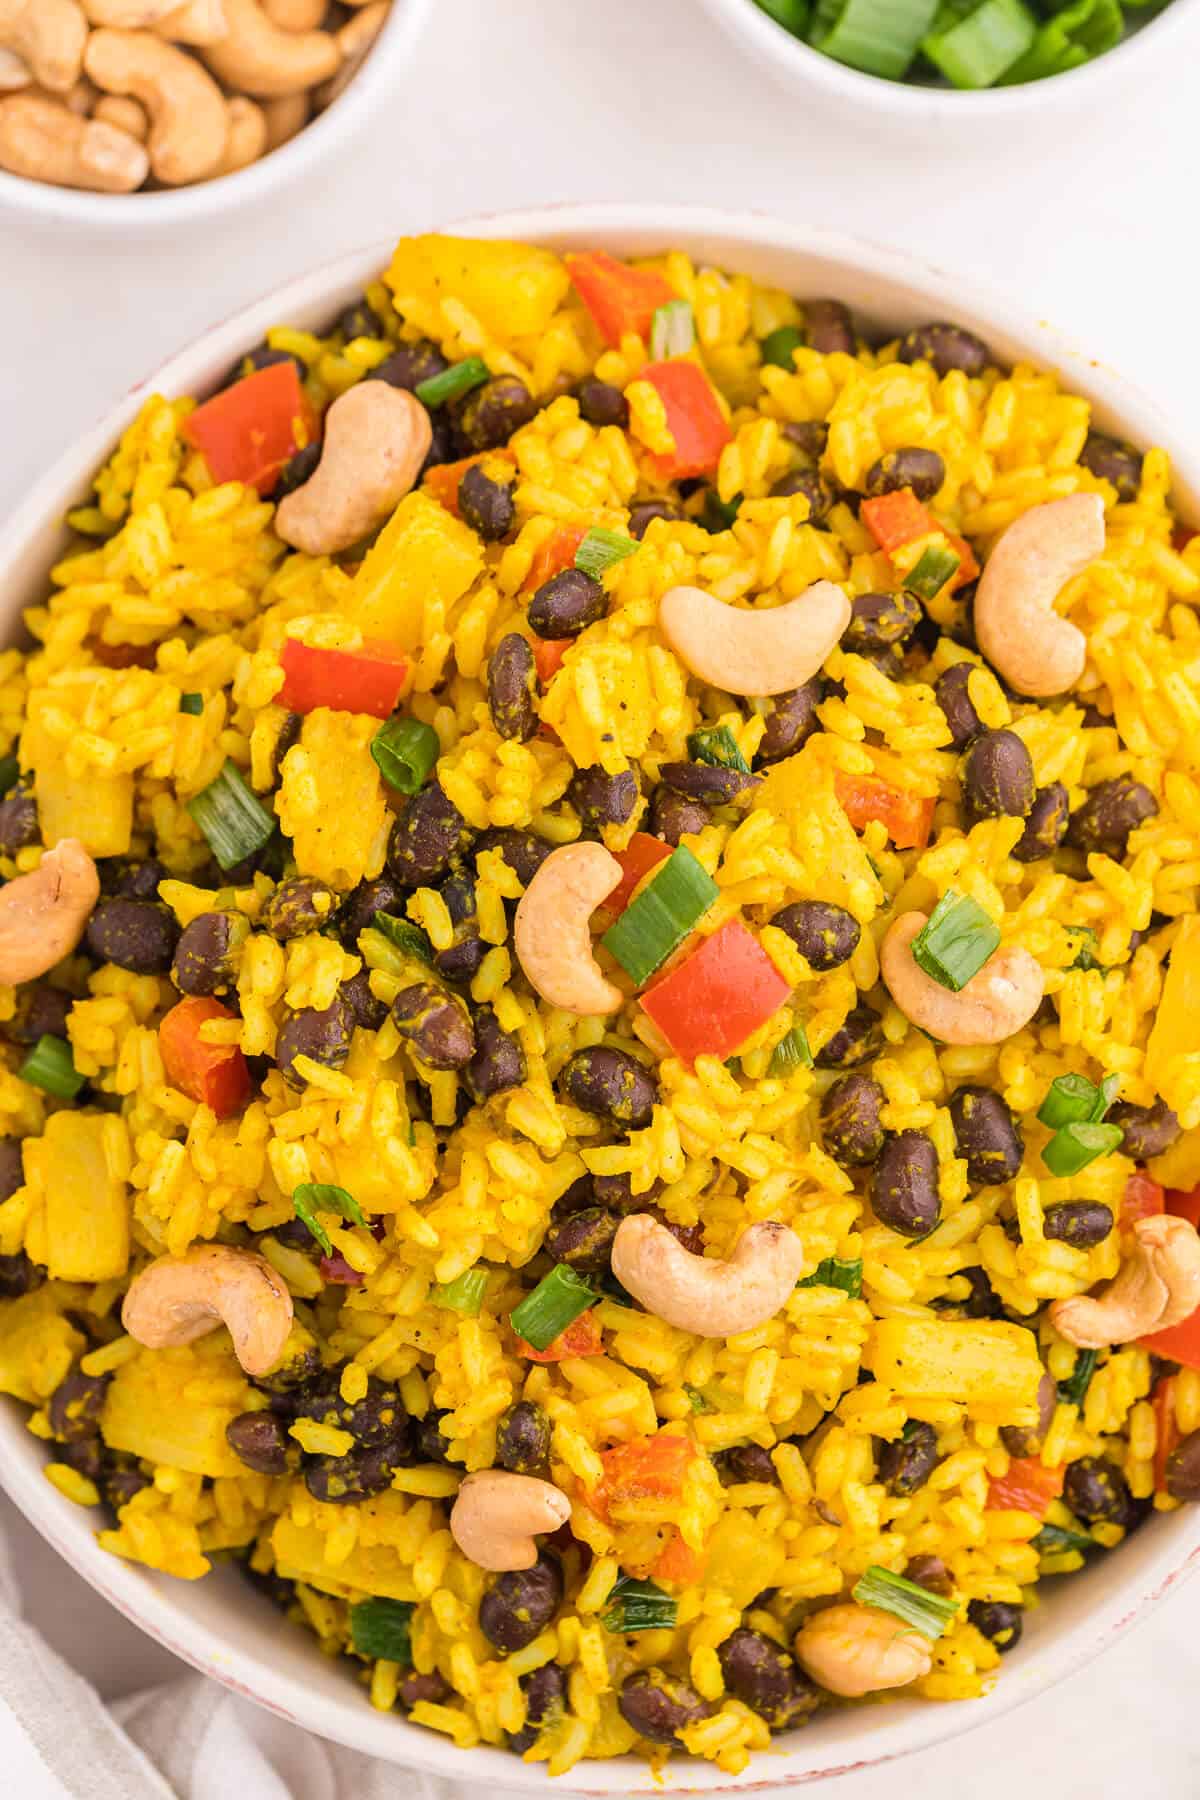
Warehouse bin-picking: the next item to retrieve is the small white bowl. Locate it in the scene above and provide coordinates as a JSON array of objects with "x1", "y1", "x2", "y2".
[
  {"x1": 0, "y1": 0, "x2": 432, "y2": 234},
  {"x1": 1, "y1": 204, "x2": 1198, "y2": 1793},
  {"x1": 696, "y1": 0, "x2": 1200, "y2": 124}
]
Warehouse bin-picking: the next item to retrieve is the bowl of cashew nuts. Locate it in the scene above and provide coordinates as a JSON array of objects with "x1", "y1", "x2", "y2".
[
  {"x1": 1, "y1": 202, "x2": 1198, "y2": 1791},
  {"x1": 0, "y1": 0, "x2": 433, "y2": 224}
]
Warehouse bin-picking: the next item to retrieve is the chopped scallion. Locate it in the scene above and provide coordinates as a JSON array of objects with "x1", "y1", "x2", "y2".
[
  {"x1": 601, "y1": 844, "x2": 718, "y2": 986},
  {"x1": 921, "y1": 0, "x2": 1038, "y2": 87},
  {"x1": 179, "y1": 692, "x2": 204, "y2": 716},
  {"x1": 602, "y1": 1576, "x2": 679, "y2": 1633},
  {"x1": 1041, "y1": 1120, "x2": 1123, "y2": 1177},
  {"x1": 291, "y1": 1189, "x2": 331, "y2": 1254},
  {"x1": 574, "y1": 527, "x2": 638, "y2": 580},
  {"x1": 808, "y1": 0, "x2": 941, "y2": 78},
  {"x1": 649, "y1": 299, "x2": 695, "y2": 361},
  {"x1": 187, "y1": 759, "x2": 275, "y2": 871},
  {"x1": 905, "y1": 543, "x2": 961, "y2": 600},
  {"x1": 19, "y1": 1034, "x2": 84, "y2": 1100},
  {"x1": 370, "y1": 716, "x2": 439, "y2": 796},
  {"x1": 1033, "y1": 1520, "x2": 1094, "y2": 1556},
  {"x1": 433, "y1": 1268, "x2": 490, "y2": 1316},
  {"x1": 1058, "y1": 1348, "x2": 1099, "y2": 1408},
  {"x1": 1037, "y1": 1072, "x2": 1117, "y2": 1130},
  {"x1": 1000, "y1": 0, "x2": 1122, "y2": 82},
  {"x1": 686, "y1": 725, "x2": 750, "y2": 775},
  {"x1": 373, "y1": 911, "x2": 434, "y2": 965},
  {"x1": 349, "y1": 1596, "x2": 414, "y2": 1664},
  {"x1": 798, "y1": 1256, "x2": 863, "y2": 1297},
  {"x1": 852, "y1": 1564, "x2": 958, "y2": 1637},
  {"x1": 769, "y1": 1024, "x2": 813, "y2": 1075},
  {"x1": 293, "y1": 1182, "x2": 366, "y2": 1234},
  {"x1": 414, "y1": 357, "x2": 489, "y2": 409},
  {"x1": 910, "y1": 891, "x2": 1000, "y2": 991},
  {"x1": 510, "y1": 1265, "x2": 596, "y2": 1351},
  {"x1": 760, "y1": 324, "x2": 805, "y2": 369}
]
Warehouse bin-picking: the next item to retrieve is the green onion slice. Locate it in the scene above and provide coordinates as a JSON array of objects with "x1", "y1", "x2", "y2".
[
  {"x1": 910, "y1": 891, "x2": 1000, "y2": 991},
  {"x1": 808, "y1": 0, "x2": 941, "y2": 78},
  {"x1": 769, "y1": 1024, "x2": 814, "y2": 1076},
  {"x1": 373, "y1": 910, "x2": 434, "y2": 965},
  {"x1": 755, "y1": 0, "x2": 812, "y2": 29},
  {"x1": 686, "y1": 725, "x2": 750, "y2": 774},
  {"x1": 905, "y1": 544, "x2": 961, "y2": 601},
  {"x1": 1000, "y1": 0, "x2": 1122, "y2": 82},
  {"x1": 1033, "y1": 1520, "x2": 1094, "y2": 1556},
  {"x1": 293, "y1": 1182, "x2": 366, "y2": 1240},
  {"x1": 1037, "y1": 1071, "x2": 1117, "y2": 1130},
  {"x1": 370, "y1": 716, "x2": 439, "y2": 796},
  {"x1": 649, "y1": 299, "x2": 695, "y2": 361},
  {"x1": 179, "y1": 693, "x2": 204, "y2": 716},
  {"x1": 575, "y1": 527, "x2": 638, "y2": 580},
  {"x1": 602, "y1": 1576, "x2": 679, "y2": 1633},
  {"x1": 414, "y1": 357, "x2": 489, "y2": 409},
  {"x1": 1058, "y1": 1348, "x2": 1099, "y2": 1408},
  {"x1": 760, "y1": 325, "x2": 805, "y2": 370},
  {"x1": 852, "y1": 1564, "x2": 958, "y2": 1637},
  {"x1": 510, "y1": 1265, "x2": 596, "y2": 1351},
  {"x1": 601, "y1": 844, "x2": 718, "y2": 986},
  {"x1": 433, "y1": 1268, "x2": 490, "y2": 1316},
  {"x1": 349, "y1": 1597, "x2": 414, "y2": 1664},
  {"x1": 921, "y1": 0, "x2": 1037, "y2": 87},
  {"x1": 19, "y1": 1034, "x2": 84, "y2": 1100},
  {"x1": 798, "y1": 1256, "x2": 863, "y2": 1297},
  {"x1": 187, "y1": 760, "x2": 275, "y2": 871},
  {"x1": 1041, "y1": 1120, "x2": 1123, "y2": 1178}
]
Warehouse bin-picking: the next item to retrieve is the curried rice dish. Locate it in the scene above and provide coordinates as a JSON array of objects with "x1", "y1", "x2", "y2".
[{"x1": 2, "y1": 233, "x2": 1200, "y2": 1778}]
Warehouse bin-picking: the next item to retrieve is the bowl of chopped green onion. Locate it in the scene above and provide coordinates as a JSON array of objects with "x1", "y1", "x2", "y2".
[{"x1": 698, "y1": 0, "x2": 1196, "y2": 107}]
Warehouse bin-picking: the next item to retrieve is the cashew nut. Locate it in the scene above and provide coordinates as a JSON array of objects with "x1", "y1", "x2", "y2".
[
  {"x1": 153, "y1": 0, "x2": 228, "y2": 42},
  {"x1": 974, "y1": 494, "x2": 1104, "y2": 699},
  {"x1": 512, "y1": 841, "x2": 623, "y2": 1016},
  {"x1": 611, "y1": 1215, "x2": 806, "y2": 1336},
  {"x1": 0, "y1": 838, "x2": 99, "y2": 983},
  {"x1": 81, "y1": 0, "x2": 184, "y2": 23},
  {"x1": 84, "y1": 28, "x2": 228, "y2": 185},
  {"x1": 275, "y1": 383, "x2": 432, "y2": 557},
  {"x1": 92, "y1": 91, "x2": 147, "y2": 138},
  {"x1": 450, "y1": 1470, "x2": 571, "y2": 1573},
  {"x1": 659, "y1": 581, "x2": 851, "y2": 698},
  {"x1": 212, "y1": 92, "x2": 265, "y2": 175},
  {"x1": 121, "y1": 1244, "x2": 294, "y2": 1377},
  {"x1": 794, "y1": 1604, "x2": 933, "y2": 1698},
  {"x1": 201, "y1": 0, "x2": 339, "y2": 98},
  {"x1": 0, "y1": 0, "x2": 87, "y2": 92},
  {"x1": 260, "y1": 87, "x2": 306, "y2": 148},
  {"x1": 0, "y1": 46, "x2": 30, "y2": 87},
  {"x1": 260, "y1": 0, "x2": 325, "y2": 28},
  {"x1": 1050, "y1": 1214, "x2": 1200, "y2": 1350},
  {"x1": 314, "y1": 0, "x2": 382, "y2": 105},
  {"x1": 0, "y1": 91, "x2": 147, "y2": 187},
  {"x1": 880, "y1": 911, "x2": 1043, "y2": 1046}
]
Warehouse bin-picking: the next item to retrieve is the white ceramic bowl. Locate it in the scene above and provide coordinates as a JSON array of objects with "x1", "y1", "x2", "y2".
[
  {"x1": 2, "y1": 204, "x2": 1198, "y2": 1795},
  {"x1": 0, "y1": 0, "x2": 432, "y2": 234},
  {"x1": 696, "y1": 0, "x2": 1200, "y2": 125}
]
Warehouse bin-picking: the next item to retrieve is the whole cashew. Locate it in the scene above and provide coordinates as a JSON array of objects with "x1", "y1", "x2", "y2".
[
  {"x1": 974, "y1": 494, "x2": 1104, "y2": 699},
  {"x1": 658, "y1": 581, "x2": 850, "y2": 697},
  {"x1": 121, "y1": 1244, "x2": 294, "y2": 1378},
  {"x1": 450, "y1": 1470, "x2": 572, "y2": 1573},
  {"x1": 260, "y1": 88, "x2": 307, "y2": 148},
  {"x1": 260, "y1": 0, "x2": 325, "y2": 27},
  {"x1": 0, "y1": 92, "x2": 148, "y2": 188},
  {"x1": 881, "y1": 911, "x2": 1043, "y2": 1046},
  {"x1": 274, "y1": 383, "x2": 431, "y2": 557},
  {"x1": 0, "y1": 46, "x2": 30, "y2": 87},
  {"x1": 84, "y1": 28, "x2": 229, "y2": 185},
  {"x1": 0, "y1": 837, "x2": 99, "y2": 982},
  {"x1": 202, "y1": 0, "x2": 339, "y2": 98},
  {"x1": 80, "y1": 0, "x2": 182, "y2": 22},
  {"x1": 0, "y1": 0, "x2": 87, "y2": 92},
  {"x1": 512, "y1": 841, "x2": 623, "y2": 1016},
  {"x1": 153, "y1": 0, "x2": 228, "y2": 42},
  {"x1": 611, "y1": 1215, "x2": 806, "y2": 1336},
  {"x1": 92, "y1": 92, "x2": 147, "y2": 139},
  {"x1": 794, "y1": 1604, "x2": 933, "y2": 1698},
  {"x1": 1050, "y1": 1215, "x2": 1200, "y2": 1350},
  {"x1": 212, "y1": 93, "x2": 265, "y2": 175}
]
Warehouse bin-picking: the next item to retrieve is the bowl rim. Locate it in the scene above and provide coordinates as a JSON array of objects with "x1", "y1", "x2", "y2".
[
  {"x1": 694, "y1": 0, "x2": 1200, "y2": 117},
  {"x1": 0, "y1": 0, "x2": 433, "y2": 231},
  {"x1": 1, "y1": 202, "x2": 1198, "y2": 1794}
]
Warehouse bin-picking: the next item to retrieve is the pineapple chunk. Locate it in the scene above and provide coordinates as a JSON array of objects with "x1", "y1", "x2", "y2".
[
  {"x1": 384, "y1": 234, "x2": 569, "y2": 344},
  {"x1": 23, "y1": 1112, "x2": 130, "y2": 1283},
  {"x1": 702, "y1": 1511, "x2": 785, "y2": 1611},
  {"x1": 345, "y1": 491, "x2": 482, "y2": 650},
  {"x1": 272, "y1": 1492, "x2": 420, "y2": 1602},
  {"x1": 21, "y1": 714, "x2": 133, "y2": 858},
  {"x1": 102, "y1": 1341, "x2": 252, "y2": 1477},
  {"x1": 865, "y1": 1318, "x2": 1044, "y2": 1425},
  {"x1": 0, "y1": 1283, "x2": 86, "y2": 1404}
]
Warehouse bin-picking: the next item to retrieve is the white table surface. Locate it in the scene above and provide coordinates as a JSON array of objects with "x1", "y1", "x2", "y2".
[{"x1": 4, "y1": 0, "x2": 1200, "y2": 1791}]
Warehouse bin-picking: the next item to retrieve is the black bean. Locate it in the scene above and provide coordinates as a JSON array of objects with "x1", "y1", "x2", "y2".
[
  {"x1": 49, "y1": 1367, "x2": 109, "y2": 1444},
  {"x1": 820, "y1": 1074, "x2": 885, "y2": 1167},
  {"x1": 1108, "y1": 1097, "x2": 1181, "y2": 1161},
  {"x1": 803, "y1": 299, "x2": 854, "y2": 356},
  {"x1": 275, "y1": 442, "x2": 322, "y2": 499},
  {"x1": 648, "y1": 786, "x2": 710, "y2": 845},
  {"x1": 337, "y1": 874, "x2": 405, "y2": 946},
  {"x1": 770, "y1": 465, "x2": 834, "y2": 525},
  {"x1": 528, "y1": 568, "x2": 606, "y2": 639},
  {"x1": 782, "y1": 420, "x2": 830, "y2": 461},
  {"x1": 904, "y1": 1555, "x2": 954, "y2": 1597},
  {"x1": 399, "y1": 1671, "x2": 451, "y2": 1709},
  {"x1": 628, "y1": 499, "x2": 684, "y2": 540},
  {"x1": 0, "y1": 1136, "x2": 24, "y2": 1204},
  {"x1": 842, "y1": 590, "x2": 922, "y2": 655},
  {"x1": 337, "y1": 297, "x2": 384, "y2": 341},
  {"x1": 576, "y1": 379, "x2": 628, "y2": 429},
  {"x1": 618, "y1": 1670, "x2": 715, "y2": 1743},
  {"x1": 464, "y1": 1004, "x2": 526, "y2": 1101},
  {"x1": 1165, "y1": 1430, "x2": 1200, "y2": 1503},
  {"x1": 4, "y1": 981, "x2": 72, "y2": 1045},
  {"x1": 392, "y1": 982, "x2": 475, "y2": 1070},
  {"x1": 431, "y1": 874, "x2": 483, "y2": 985},
  {"x1": 948, "y1": 1086, "x2": 1024, "y2": 1189},
  {"x1": 0, "y1": 775, "x2": 38, "y2": 856},
  {"x1": 475, "y1": 827, "x2": 552, "y2": 888},
  {"x1": 559, "y1": 1047, "x2": 658, "y2": 1129},
  {"x1": 262, "y1": 876, "x2": 337, "y2": 941},
  {"x1": 1079, "y1": 432, "x2": 1143, "y2": 503},
  {"x1": 227, "y1": 344, "x2": 307, "y2": 385},
  {"x1": 814, "y1": 1004, "x2": 882, "y2": 1069},
  {"x1": 961, "y1": 729, "x2": 1035, "y2": 823},
  {"x1": 423, "y1": 412, "x2": 457, "y2": 472},
  {"x1": 770, "y1": 900, "x2": 860, "y2": 971},
  {"x1": 756, "y1": 680, "x2": 824, "y2": 764},
  {"x1": 369, "y1": 340, "x2": 448, "y2": 392},
  {"x1": 226, "y1": 1410, "x2": 293, "y2": 1475},
  {"x1": 567, "y1": 764, "x2": 639, "y2": 832},
  {"x1": 304, "y1": 1444, "x2": 402, "y2": 1504},
  {"x1": 714, "y1": 1443, "x2": 779, "y2": 1486},
  {"x1": 455, "y1": 375, "x2": 538, "y2": 452},
  {"x1": 659, "y1": 760, "x2": 757, "y2": 805},
  {"x1": 479, "y1": 1552, "x2": 563, "y2": 1653},
  {"x1": 1042, "y1": 1202, "x2": 1114, "y2": 1249},
  {"x1": 717, "y1": 1628, "x2": 820, "y2": 1731},
  {"x1": 104, "y1": 1461, "x2": 151, "y2": 1514},
  {"x1": 488, "y1": 634, "x2": 539, "y2": 743},
  {"x1": 387, "y1": 784, "x2": 475, "y2": 888},
  {"x1": 103, "y1": 858, "x2": 167, "y2": 901},
  {"x1": 84, "y1": 899, "x2": 179, "y2": 974},
  {"x1": 934, "y1": 663, "x2": 982, "y2": 749},
  {"x1": 1066, "y1": 777, "x2": 1158, "y2": 860},
  {"x1": 460, "y1": 464, "x2": 515, "y2": 541},
  {"x1": 293, "y1": 1371, "x2": 410, "y2": 1448},
  {"x1": 338, "y1": 969, "x2": 386, "y2": 1034},
  {"x1": 1063, "y1": 1456, "x2": 1135, "y2": 1527},
  {"x1": 1012, "y1": 782, "x2": 1069, "y2": 863},
  {"x1": 172, "y1": 911, "x2": 247, "y2": 996},
  {"x1": 876, "y1": 1420, "x2": 941, "y2": 1495},
  {"x1": 592, "y1": 1170, "x2": 650, "y2": 1212},
  {"x1": 508, "y1": 1663, "x2": 566, "y2": 1753},
  {"x1": 899, "y1": 324, "x2": 991, "y2": 379},
  {"x1": 495, "y1": 1400, "x2": 552, "y2": 1476},
  {"x1": 864, "y1": 447, "x2": 946, "y2": 502},
  {"x1": 967, "y1": 1599, "x2": 1022, "y2": 1651},
  {"x1": 935, "y1": 1264, "x2": 1003, "y2": 1320},
  {"x1": 872, "y1": 1131, "x2": 941, "y2": 1238},
  {"x1": 0, "y1": 1249, "x2": 40, "y2": 1297},
  {"x1": 275, "y1": 997, "x2": 353, "y2": 1089},
  {"x1": 1000, "y1": 1370, "x2": 1057, "y2": 1460},
  {"x1": 414, "y1": 1410, "x2": 453, "y2": 1463},
  {"x1": 545, "y1": 1206, "x2": 618, "y2": 1275}
]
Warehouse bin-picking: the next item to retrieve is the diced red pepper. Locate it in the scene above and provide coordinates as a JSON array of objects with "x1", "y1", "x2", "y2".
[
  {"x1": 319, "y1": 1252, "x2": 364, "y2": 1286},
  {"x1": 522, "y1": 524, "x2": 588, "y2": 595},
  {"x1": 1121, "y1": 1170, "x2": 1165, "y2": 1228},
  {"x1": 860, "y1": 489, "x2": 979, "y2": 590},
  {"x1": 834, "y1": 770, "x2": 936, "y2": 850},
  {"x1": 423, "y1": 450, "x2": 515, "y2": 520},
  {"x1": 1142, "y1": 1304, "x2": 1200, "y2": 1370},
  {"x1": 640, "y1": 918, "x2": 790, "y2": 1065},
  {"x1": 641, "y1": 360, "x2": 732, "y2": 482},
  {"x1": 278, "y1": 635, "x2": 410, "y2": 720},
  {"x1": 182, "y1": 361, "x2": 315, "y2": 498},
  {"x1": 652, "y1": 1530, "x2": 706, "y2": 1585},
  {"x1": 603, "y1": 832, "x2": 672, "y2": 916},
  {"x1": 588, "y1": 1433, "x2": 697, "y2": 1523},
  {"x1": 516, "y1": 1311, "x2": 604, "y2": 1363},
  {"x1": 986, "y1": 1457, "x2": 1065, "y2": 1519},
  {"x1": 1166, "y1": 1182, "x2": 1200, "y2": 1231},
  {"x1": 531, "y1": 637, "x2": 571, "y2": 685},
  {"x1": 1153, "y1": 1377, "x2": 1181, "y2": 1493},
  {"x1": 158, "y1": 996, "x2": 251, "y2": 1120},
  {"x1": 565, "y1": 250, "x2": 675, "y2": 347},
  {"x1": 1173, "y1": 524, "x2": 1196, "y2": 554}
]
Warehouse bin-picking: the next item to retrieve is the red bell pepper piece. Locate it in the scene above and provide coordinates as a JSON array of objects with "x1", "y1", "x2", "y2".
[
  {"x1": 159, "y1": 996, "x2": 251, "y2": 1120},
  {"x1": 588, "y1": 1433, "x2": 697, "y2": 1523},
  {"x1": 531, "y1": 637, "x2": 571, "y2": 686},
  {"x1": 986, "y1": 1457, "x2": 1065, "y2": 1519},
  {"x1": 1153, "y1": 1377, "x2": 1181, "y2": 1493},
  {"x1": 278, "y1": 635, "x2": 410, "y2": 720},
  {"x1": 522, "y1": 524, "x2": 588, "y2": 595},
  {"x1": 641, "y1": 918, "x2": 790, "y2": 1064},
  {"x1": 604, "y1": 833, "x2": 672, "y2": 916},
  {"x1": 565, "y1": 250, "x2": 675, "y2": 347},
  {"x1": 182, "y1": 361, "x2": 315, "y2": 498},
  {"x1": 834, "y1": 770, "x2": 936, "y2": 850},
  {"x1": 516, "y1": 1311, "x2": 604, "y2": 1363},
  {"x1": 1166, "y1": 1182, "x2": 1200, "y2": 1230},
  {"x1": 1121, "y1": 1170, "x2": 1165, "y2": 1228},
  {"x1": 423, "y1": 450, "x2": 515, "y2": 520},
  {"x1": 652, "y1": 1530, "x2": 706, "y2": 1585},
  {"x1": 641, "y1": 360, "x2": 732, "y2": 482},
  {"x1": 860, "y1": 489, "x2": 979, "y2": 590}
]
